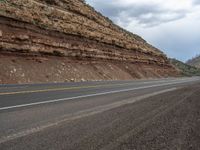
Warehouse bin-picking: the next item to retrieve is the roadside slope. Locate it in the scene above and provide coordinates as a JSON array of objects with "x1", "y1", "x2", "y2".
[
  {"x1": 0, "y1": 0, "x2": 178, "y2": 84},
  {"x1": 170, "y1": 58, "x2": 200, "y2": 76}
]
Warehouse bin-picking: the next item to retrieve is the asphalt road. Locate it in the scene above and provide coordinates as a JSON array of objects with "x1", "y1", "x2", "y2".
[{"x1": 0, "y1": 77, "x2": 200, "y2": 150}]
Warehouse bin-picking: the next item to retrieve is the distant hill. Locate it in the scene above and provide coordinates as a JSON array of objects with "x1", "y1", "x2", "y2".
[
  {"x1": 170, "y1": 58, "x2": 200, "y2": 76},
  {"x1": 187, "y1": 55, "x2": 200, "y2": 68}
]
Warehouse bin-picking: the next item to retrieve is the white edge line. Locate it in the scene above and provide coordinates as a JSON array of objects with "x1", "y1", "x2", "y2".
[
  {"x1": 0, "y1": 87, "x2": 177, "y2": 144},
  {"x1": 0, "y1": 79, "x2": 198, "y2": 111}
]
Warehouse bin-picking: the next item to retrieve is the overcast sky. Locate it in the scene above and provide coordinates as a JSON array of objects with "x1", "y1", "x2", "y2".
[{"x1": 86, "y1": 0, "x2": 200, "y2": 62}]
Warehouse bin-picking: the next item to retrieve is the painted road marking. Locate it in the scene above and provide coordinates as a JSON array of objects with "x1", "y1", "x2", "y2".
[
  {"x1": 0, "y1": 88, "x2": 177, "y2": 144},
  {"x1": 0, "y1": 78, "x2": 194, "y2": 96},
  {"x1": 0, "y1": 78, "x2": 198, "y2": 111},
  {"x1": 0, "y1": 80, "x2": 170, "y2": 96}
]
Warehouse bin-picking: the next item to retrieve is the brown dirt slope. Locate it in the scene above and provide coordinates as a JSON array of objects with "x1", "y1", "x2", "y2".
[{"x1": 0, "y1": 0, "x2": 178, "y2": 84}]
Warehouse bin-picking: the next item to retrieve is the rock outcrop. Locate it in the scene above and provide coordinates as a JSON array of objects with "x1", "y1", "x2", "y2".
[{"x1": 0, "y1": 0, "x2": 178, "y2": 84}]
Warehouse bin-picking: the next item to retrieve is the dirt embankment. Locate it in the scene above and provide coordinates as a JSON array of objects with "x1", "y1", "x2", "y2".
[{"x1": 0, "y1": 0, "x2": 178, "y2": 84}]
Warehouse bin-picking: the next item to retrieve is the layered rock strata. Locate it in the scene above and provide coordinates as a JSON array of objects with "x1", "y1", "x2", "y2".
[{"x1": 0, "y1": 0, "x2": 178, "y2": 84}]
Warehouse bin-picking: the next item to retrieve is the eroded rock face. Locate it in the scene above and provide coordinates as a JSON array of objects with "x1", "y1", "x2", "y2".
[
  {"x1": 44, "y1": 0, "x2": 57, "y2": 4},
  {"x1": 0, "y1": 30, "x2": 2, "y2": 37},
  {"x1": 0, "y1": 0, "x2": 178, "y2": 83}
]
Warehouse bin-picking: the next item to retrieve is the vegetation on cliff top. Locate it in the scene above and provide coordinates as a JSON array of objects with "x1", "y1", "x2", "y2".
[{"x1": 170, "y1": 58, "x2": 200, "y2": 76}]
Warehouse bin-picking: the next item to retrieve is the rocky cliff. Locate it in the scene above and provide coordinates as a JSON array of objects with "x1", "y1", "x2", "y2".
[{"x1": 0, "y1": 0, "x2": 178, "y2": 84}]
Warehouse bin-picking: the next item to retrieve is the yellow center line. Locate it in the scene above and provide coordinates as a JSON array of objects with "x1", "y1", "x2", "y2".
[{"x1": 0, "y1": 83, "x2": 134, "y2": 96}]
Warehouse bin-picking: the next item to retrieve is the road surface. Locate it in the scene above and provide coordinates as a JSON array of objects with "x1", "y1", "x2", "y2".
[{"x1": 0, "y1": 77, "x2": 200, "y2": 150}]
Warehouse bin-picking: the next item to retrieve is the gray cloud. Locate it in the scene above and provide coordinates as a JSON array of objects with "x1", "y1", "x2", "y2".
[
  {"x1": 87, "y1": 0, "x2": 188, "y2": 27},
  {"x1": 193, "y1": 0, "x2": 200, "y2": 5}
]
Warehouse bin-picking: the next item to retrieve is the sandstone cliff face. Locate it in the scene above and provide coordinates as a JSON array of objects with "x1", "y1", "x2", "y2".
[{"x1": 0, "y1": 0, "x2": 178, "y2": 84}]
